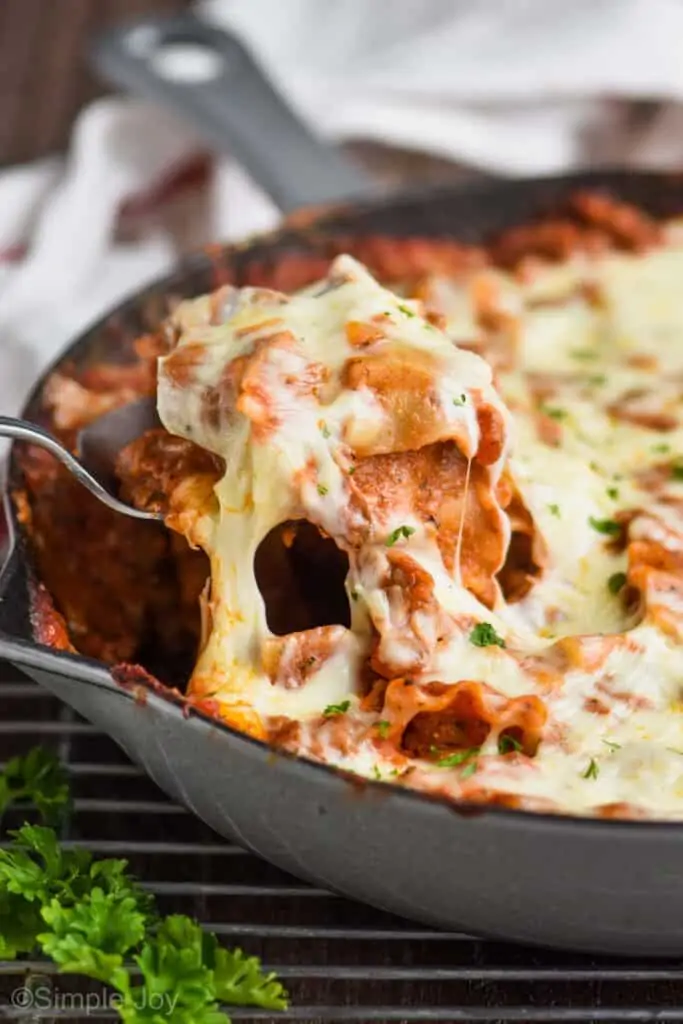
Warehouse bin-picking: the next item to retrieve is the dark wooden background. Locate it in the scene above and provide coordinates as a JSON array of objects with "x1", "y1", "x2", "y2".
[
  {"x1": 0, "y1": 0, "x2": 190, "y2": 167},
  {"x1": 0, "y1": 0, "x2": 473, "y2": 188}
]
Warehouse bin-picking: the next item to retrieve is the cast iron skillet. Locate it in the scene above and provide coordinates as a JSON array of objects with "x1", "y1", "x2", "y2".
[{"x1": 2, "y1": 12, "x2": 683, "y2": 956}]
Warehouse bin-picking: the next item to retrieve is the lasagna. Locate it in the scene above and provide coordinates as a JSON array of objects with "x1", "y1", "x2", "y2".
[{"x1": 26, "y1": 192, "x2": 683, "y2": 819}]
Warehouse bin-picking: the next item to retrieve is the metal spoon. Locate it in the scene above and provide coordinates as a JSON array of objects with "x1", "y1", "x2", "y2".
[{"x1": 0, "y1": 397, "x2": 163, "y2": 522}]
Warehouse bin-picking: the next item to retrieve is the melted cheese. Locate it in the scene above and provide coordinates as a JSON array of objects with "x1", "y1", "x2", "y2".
[{"x1": 156, "y1": 239, "x2": 683, "y2": 820}]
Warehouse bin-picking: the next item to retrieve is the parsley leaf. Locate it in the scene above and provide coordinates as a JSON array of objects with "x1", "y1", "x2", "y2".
[
  {"x1": 498, "y1": 734, "x2": 523, "y2": 755},
  {"x1": 323, "y1": 701, "x2": 350, "y2": 717},
  {"x1": 582, "y1": 758, "x2": 599, "y2": 780},
  {"x1": 606, "y1": 486, "x2": 619, "y2": 500},
  {"x1": 548, "y1": 503, "x2": 561, "y2": 518},
  {"x1": 317, "y1": 484, "x2": 328, "y2": 496},
  {"x1": 376, "y1": 720, "x2": 391, "y2": 739},
  {"x1": 397, "y1": 303, "x2": 416, "y2": 318},
  {"x1": 0, "y1": 748, "x2": 70, "y2": 826},
  {"x1": 435, "y1": 747, "x2": 480, "y2": 768},
  {"x1": 571, "y1": 349, "x2": 597, "y2": 361},
  {"x1": 460, "y1": 762, "x2": 479, "y2": 780},
  {"x1": 542, "y1": 406, "x2": 567, "y2": 421},
  {"x1": 452, "y1": 394, "x2": 467, "y2": 407},
  {"x1": 588, "y1": 374, "x2": 607, "y2": 386},
  {"x1": 608, "y1": 571, "x2": 627, "y2": 595},
  {"x1": 469, "y1": 622, "x2": 506, "y2": 648},
  {"x1": 319, "y1": 422, "x2": 331, "y2": 439},
  {"x1": 0, "y1": 751, "x2": 289, "y2": 1021},
  {"x1": 652, "y1": 443, "x2": 671, "y2": 454},
  {"x1": 386, "y1": 525, "x2": 415, "y2": 547},
  {"x1": 671, "y1": 465, "x2": 683, "y2": 481},
  {"x1": 602, "y1": 739, "x2": 621, "y2": 752},
  {"x1": 589, "y1": 516, "x2": 621, "y2": 537}
]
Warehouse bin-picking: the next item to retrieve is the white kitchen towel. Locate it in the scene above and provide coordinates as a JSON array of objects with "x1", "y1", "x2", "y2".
[{"x1": 1, "y1": 0, "x2": 683, "y2": 422}]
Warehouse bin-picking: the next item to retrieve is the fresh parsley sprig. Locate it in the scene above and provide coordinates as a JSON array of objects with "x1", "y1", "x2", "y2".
[
  {"x1": 0, "y1": 747, "x2": 70, "y2": 826},
  {"x1": 0, "y1": 750, "x2": 288, "y2": 1021}
]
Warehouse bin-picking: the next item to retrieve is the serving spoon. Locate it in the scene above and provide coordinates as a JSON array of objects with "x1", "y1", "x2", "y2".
[{"x1": 0, "y1": 398, "x2": 163, "y2": 522}]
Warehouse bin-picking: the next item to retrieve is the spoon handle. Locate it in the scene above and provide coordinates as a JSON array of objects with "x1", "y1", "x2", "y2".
[{"x1": 0, "y1": 416, "x2": 161, "y2": 523}]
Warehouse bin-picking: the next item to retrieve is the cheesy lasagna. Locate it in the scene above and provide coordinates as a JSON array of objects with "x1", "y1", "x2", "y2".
[{"x1": 28, "y1": 192, "x2": 683, "y2": 820}]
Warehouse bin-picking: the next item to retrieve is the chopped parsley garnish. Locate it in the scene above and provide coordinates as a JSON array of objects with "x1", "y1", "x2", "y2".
[
  {"x1": 348, "y1": 465, "x2": 356, "y2": 475},
  {"x1": 319, "y1": 422, "x2": 331, "y2": 438},
  {"x1": 589, "y1": 460, "x2": 601, "y2": 473},
  {"x1": 386, "y1": 525, "x2": 415, "y2": 547},
  {"x1": 571, "y1": 349, "x2": 597, "y2": 361},
  {"x1": 608, "y1": 571, "x2": 627, "y2": 595},
  {"x1": 350, "y1": 589, "x2": 359, "y2": 602},
  {"x1": 582, "y1": 758, "x2": 599, "y2": 780},
  {"x1": 548, "y1": 503, "x2": 561, "y2": 518},
  {"x1": 460, "y1": 761, "x2": 479, "y2": 780},
  {"x1": 436, "y1": 747, "x2": 481, "y2": 768},
  {"x1": 652, "y1": 443, "x2": 671, "y2": 454},
  {"x1": 397, "y1": 303, "x2": 416, "y2": 317},
  {"x1": 323, "y1": 700, "x2": 351, "y2": 717},
  {"x1": 543, "y1": 406, "x2": 568, "y2": 421},
  {"x1": 452, "y1": 394, "x2": 467, "y2": 407},
  {"x1": 469, "y1": 622, "x2": 506, "y2": 648},
  {"x1": 372, "y1": 766, "x2": 383, "y2": 780},
  {"x1": 671, "y1": 464, "x2": 683, "y2": 481},
  {"x1": 602, "y1": 739, "x2": 621, "y2": 752},
  {"x1": 317, "y1": 484, "x2": 329, "y2": 496},
  {"x1": 498, "y1": 734, "x2": 523, "y2": 755},
  {"x1": 376, "y1": 720, "x2": 391, "y2": 739},
  {"x1": 589, "y1": 516, "x2": 621, "y2": 537},
  {"x1": 588, "y1": 374, "x2": 607, "y2": 386},
  {"x1": 606, "y1": 486, "x2": 619, "y2": 500}
]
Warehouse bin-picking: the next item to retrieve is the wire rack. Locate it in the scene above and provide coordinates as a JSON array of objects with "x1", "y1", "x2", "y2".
[{"x1": 3, "y1": 662, "x2": 683, "y2": 1023}]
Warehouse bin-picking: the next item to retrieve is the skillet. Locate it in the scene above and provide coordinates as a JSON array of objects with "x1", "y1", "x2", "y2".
[{"x1": 2, "y1": 11, "x2": 683, "y2": 955}]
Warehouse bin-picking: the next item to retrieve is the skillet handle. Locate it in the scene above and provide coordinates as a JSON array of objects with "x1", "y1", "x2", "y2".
[{"x1": 90, "y1": 12, "x2": 378, "y2": 215}]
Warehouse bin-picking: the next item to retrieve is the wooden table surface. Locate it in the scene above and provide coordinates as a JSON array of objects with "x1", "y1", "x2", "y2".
[
  {"x1": 0, "y1": 0, "x2": 190, "y2": 167},
  {"x1": 0, "y1": 0, "x2": 476, "y2": 188}
]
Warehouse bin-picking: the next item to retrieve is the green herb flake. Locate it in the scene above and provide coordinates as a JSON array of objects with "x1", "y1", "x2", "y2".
[
  {"x1": 350, "y1": 589, "x2": 359, "y2": 602},
  {"x1": 319, "y1": 422, "x2": 331, "y2": 439},
  {"x1": 548, "y1": 503, "x2": 561, "y2": 518},
  {"x1": 469, "y1": 622, "x2": 506, "y2": 648},
  {"x1": 671, "y1": 464, "x2": 683, "y2": 481},
  {"x1": 376, "y1": 720, "x2": 391, "y2": 739},
  {"x1": 397, "y1": 303, "x2": 416, "y2": 318},
  {"x1": 589, "y1": 516, "x2": 621, "y2": 537},
  {"x1": 606, "y1": 486, "x2": 619, "y2": 500},
  {"x1": 317, "y1": 484, "x2": 329, "y2": 496},
  {"x1": 372, "y1": 766, "x2": 383, "y2": 780},
  {"x1": 348, "y1": 465, "x2": 356, "y2": 475},
  {"x1": 452, "y1": 394, "x2": 468, "y2": 407},
  {"x1": 608, "y1": 571, "x2": 627, "y2": 595},
  {"x1": 323, "y1": 700, "x2": 351, "y2": 717},
  {"x1": 437, "y1": 747, "x2": 481, "y2": 768},
  {"x1": 588, "y1": 374, "x2": 607, "y2": 386},
  {"x1": 652, "y1": 443, "x2": 671, "y2": 454},
  {"x1": 582, "y1": 758, "x2": 599, "y2": 780},
  {"x1": 460, "y1": 761, "x2": 479, "y2": 780},
  {"x1": 543, "y1": 406, "x2": 568, "y2": 421},
  {"x1": 498, "y1": 734, "x2": 523, "y2": 755},
  {"x1": 571, "y1": 349, "x2": 598, "y2": 361},
  {"x1": 386, "y1": 525, "x2": 416, "y2": 547},
  {"x1": 602, "y1": 739, "x2": 621, "y2": 752}
]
